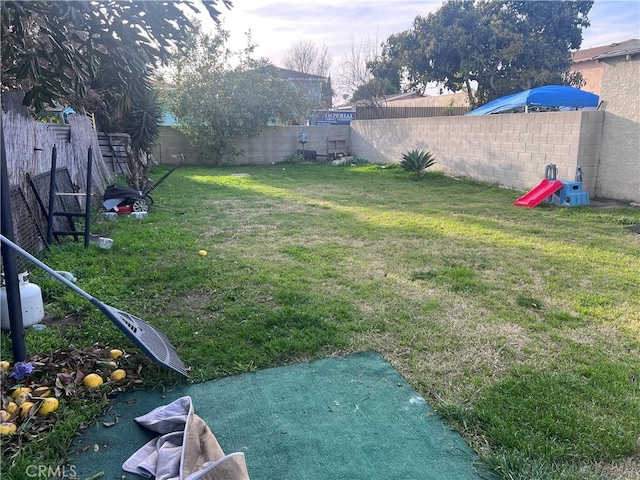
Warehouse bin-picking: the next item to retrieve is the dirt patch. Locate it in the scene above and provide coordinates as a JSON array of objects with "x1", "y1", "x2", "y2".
[
  {"x1": 42, "y1": 312, "x2": 85, "y2": 330},
  {"x1": 589, "y1": 198, "x2": 636, "y2": 209}
]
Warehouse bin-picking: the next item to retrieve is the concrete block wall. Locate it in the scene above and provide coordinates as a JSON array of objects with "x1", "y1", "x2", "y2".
[
  {"x1": 152, "y1": 125, "x2": 351, "y2": 166},
  {"x1": 224, "y1": 125, "x2": 351, "y2": 165},
  {"x1": 350, "y1": 111, "x2": 604, "y2": 195},
  {"x1": 152, "y1": 127, "x2": 208, "y2": 165},
  {"x1": 153, "y1": 109, "x2": 636, "y2": 202}
]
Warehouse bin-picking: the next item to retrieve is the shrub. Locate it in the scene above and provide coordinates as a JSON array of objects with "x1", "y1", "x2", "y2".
[
  {"x1": 400, "y1": 149, "x2": 436, "y2": 179},
  {"x1": 349, "y1": 157, "x2": 369, "y2": 166}
]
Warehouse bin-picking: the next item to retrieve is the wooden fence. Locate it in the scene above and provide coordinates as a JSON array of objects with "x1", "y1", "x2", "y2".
[
  {"x1": 355, "y1": 105, "x2": 470, "y2": 120},
  {"x1": 2, "y1": 111, "x2": 116, "y2": 257}
]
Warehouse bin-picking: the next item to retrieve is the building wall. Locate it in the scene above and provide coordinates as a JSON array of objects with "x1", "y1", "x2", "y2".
[
  {"x1": 596, "y1": 56, "x2": 640, "y2": 201},
  {"x1": 350, "y1": 111, "x2": 605, "y2": 196},
  {"x1": 570, "y1": 60, "x2": 604, "y2": 95}
]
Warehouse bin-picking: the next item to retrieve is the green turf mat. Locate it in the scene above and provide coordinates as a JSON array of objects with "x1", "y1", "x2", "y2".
[{"x1": 69, "y1": 351, "x2": 497, "y2": 479}]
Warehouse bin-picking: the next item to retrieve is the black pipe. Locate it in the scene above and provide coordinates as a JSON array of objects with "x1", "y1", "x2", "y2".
[
  {"x1": 83, "y1": 146, "x2": 93, "y2": 248},
  {"x1": 46, "y1": 144, "x2": 57, "y2": 245},
  {"x1": 0, "y1": 120, "x2": 27, "y2": 361}
]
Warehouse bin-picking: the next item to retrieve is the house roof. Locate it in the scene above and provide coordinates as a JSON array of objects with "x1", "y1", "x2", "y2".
[
  {"x1": 274, "y1": 67, "x2": 326, "y2": 82},
  {"x1": 382, "y1": 92, "x2": 422, "y2": 103},
  {"x1": 593, "y1": 39, "x2": 640, "y2": 60},
  {"x1": 572, "y1": 39, "x2": 640, "y2": 63}
]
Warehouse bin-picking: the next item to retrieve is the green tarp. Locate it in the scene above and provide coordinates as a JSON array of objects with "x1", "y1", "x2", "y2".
[{"x1": 69, "y1": 351, "x2": 497, "y2": 479}]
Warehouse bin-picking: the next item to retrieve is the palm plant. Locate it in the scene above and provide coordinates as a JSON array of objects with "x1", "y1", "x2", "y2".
[{"x1": 400, "y1": 149, "x2": 437, "y2": 179}]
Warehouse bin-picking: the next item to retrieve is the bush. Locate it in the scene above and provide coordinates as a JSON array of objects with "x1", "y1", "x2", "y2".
[
  {"x1": 349, "y1": 157, "x2": 369, "y2": 166},
  {"x1": 400, "y1": 149, "x2": 436, "y2": 179}
]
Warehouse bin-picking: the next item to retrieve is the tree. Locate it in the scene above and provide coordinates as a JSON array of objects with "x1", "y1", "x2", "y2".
[
  {"x1": 1, "y1": 0, "x2": 230, "y2": 113},
  {"x1": 337, "y1": 35, "x2": 381, "y2": 102},
  {"x1": 1, "y1": 0, "x2": 230, "y2": 188},
  {"x1": 351, "y1": 78, "x2": 399, "y2": 105},
  {"x1": 321, "y1": 76, "x2": 334, "y2": 109},
  {"x1": 170, "y1": 26, "x2": 307, "y2": 165},
  {"x1": 379, "y1": 0, "x2": 593, "y2": 107},
  {"x1": 282, "y1": 38, "x2": 333, "y2": 77}
]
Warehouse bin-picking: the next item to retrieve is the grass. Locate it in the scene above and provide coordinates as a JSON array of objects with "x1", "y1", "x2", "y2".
[{"x1": 2, "y1": 163, "x2": 639, "y2": 479}]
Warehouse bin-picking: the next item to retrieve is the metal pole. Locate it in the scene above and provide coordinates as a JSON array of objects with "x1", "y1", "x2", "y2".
[
  {"x1": 46, "y1": 144, "x2": 57, "y2": 245},
  {"x1": 0, "y1": 121, "x2": 27, "y2": 361},
  {"x1": 83, "y1": 147, "x2": 93, "y2": 248}
]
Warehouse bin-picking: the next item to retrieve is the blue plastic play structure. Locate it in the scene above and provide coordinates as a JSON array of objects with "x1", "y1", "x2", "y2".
[{"x1": 515, "y1": 164, "x2": 590, "y2": 208}]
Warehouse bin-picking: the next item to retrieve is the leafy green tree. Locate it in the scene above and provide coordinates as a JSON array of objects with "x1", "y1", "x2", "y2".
[
  {"x1": 351, "y1": 78, "x2": 399, "y2": 104},
  {"x1": 1, "y1": 0, "x2": 230, "y2": 112},
  {"x1": 1, "y1": 0, "x2": 230, "y2": 188},
  {"x1": 379, "y1": 0, "x2": 593, "y2": 107},
  {"x1": 170, "y1": 26, "x2": 306, "y2": 165},
  {"x1": 321, "y1": 75, "x2": 334, "y2": 109}
]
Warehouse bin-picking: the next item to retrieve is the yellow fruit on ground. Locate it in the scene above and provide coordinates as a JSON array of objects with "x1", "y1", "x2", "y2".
[
  {"x1": 6, "y1": 402, "x2": 18, "y2": 415},
  {"x1": 110, "y1": 349, "x2": 123, "y2": 360},
  {"x1": 83, "y1": 373, "x2": 104, "y2": 388},
  {"x1": 198, "y1": 250, "x2": 207, "y2": 256},
  {"x1": 109, "y1": 369, "x2": 127, "y2": 382},
  {"x1": 19, "y1": 401, "x2": 35, "y2": 418},
  {"x1": 0, "y1": 410, "x2": 9, "y2": 422},
  {"x1": 38, "y1": 398, "x2": 59, "y2": 415},
  {"x1": 0, "y1": 361, "x2": 10, "y2": 371},
  {"x1": 0, "y1": 422, "x2": 17, "y2": 435},
  {"x1": 32, "y1": 386, "x2": 51, "y2": 398},
  {"x1": 11, "y1": 387, "x2": 32, "y2": 398}
]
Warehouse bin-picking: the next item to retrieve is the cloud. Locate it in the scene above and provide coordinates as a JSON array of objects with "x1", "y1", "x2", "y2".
[
  {"x1": 582, "y1": 0, "x2": 640, "y2": 47},
  {"x1": 211, "y1": 0, "x2": 639, "y2": 85},
  {"x1": 218, "y1": 0, "x2": 442, "y2": 64}
]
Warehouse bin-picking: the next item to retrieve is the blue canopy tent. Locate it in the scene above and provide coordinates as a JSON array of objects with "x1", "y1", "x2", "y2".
[{"x1": 466, "y1": 85, "x2": 599, "y2": 116}]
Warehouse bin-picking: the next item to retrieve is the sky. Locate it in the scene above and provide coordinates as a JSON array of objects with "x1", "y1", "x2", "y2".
[{"x1": 202, "y1": 0, "x2": 640, "y2": 98}]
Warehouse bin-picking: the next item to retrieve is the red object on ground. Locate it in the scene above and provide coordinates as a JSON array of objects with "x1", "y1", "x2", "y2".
[
  {"x1": 514, "y1": 179, "x2": 564, "y2": 208},
  {"x1": 112, "y1": 205, "x2": 133, "y2": 214}
]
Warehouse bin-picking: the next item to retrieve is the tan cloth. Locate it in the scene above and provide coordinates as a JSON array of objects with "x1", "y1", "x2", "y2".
[{"x1": 122, "y1": 396, "x2": 250, "y2": 480}]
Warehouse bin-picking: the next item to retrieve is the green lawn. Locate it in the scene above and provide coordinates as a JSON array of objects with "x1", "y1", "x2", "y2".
[{"x1": 2, "y1": 163, "x2": 639, "y2": 479}]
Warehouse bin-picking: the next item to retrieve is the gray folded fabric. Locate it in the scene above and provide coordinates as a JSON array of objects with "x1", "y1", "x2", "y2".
[{"x1": 123, "y1": 396, "x2": 250, "y2": 480}]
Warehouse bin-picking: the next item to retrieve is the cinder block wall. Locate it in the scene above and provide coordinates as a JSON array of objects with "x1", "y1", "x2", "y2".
[
  {"x1": 153, "y1": 127, "x2": 208, "y2": 165},
  {"x1": 350, "y1": 111, "x2": 604, "y2": 195},
  {"x1": 152, "y1": 125, "x2": 351, "y2": 166},
  {"x1": 223, "y1": 125, "x2": 351, "y2": 165},
  {"x1": 153, "y1": 110, "x2": 637, "y2": 202}
]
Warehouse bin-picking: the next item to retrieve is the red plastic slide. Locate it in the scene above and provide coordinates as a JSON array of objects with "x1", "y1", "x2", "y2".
[{"x1": 514, "y1": 179, "x2": 563, "y2": 208}]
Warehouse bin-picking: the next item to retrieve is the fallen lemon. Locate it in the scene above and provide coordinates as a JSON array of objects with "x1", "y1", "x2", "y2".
[
  {"x1": 198, "y1": 250, "x2": 207, "y2": 256},
  {"x1": 19, "y1": 401, "x2": 35, "y2": 418},
  {"x1": 110, "y1": 349, "x2": 123, "y2": 360},
  {"x1": 0, "y1": 361, "x2": 10, "y2": 372},
  {"x1": 11, "y1": 387, "x2": 32, "y2": 399},
  {"x1": 38, "y1": 398, "x2": 59, "y2": 415},
  {"x1": 109, "y1": 369, "x2": 127, "y2": 382},
  {"x1": 32, "y1": 386, "x2": 51, "y2": 398},
  {"x1": 83, "y1": 373, "x2": 104, "y2": 388},
  {"x1": 6, "y1": 402, "x2": 18, "y2": 415},
  {"x1": 0, "y1": 410, "x2": 9, "y2": 422},
  {"x1": 0, "y1": 422, "x2": 17, "y2": 435}
]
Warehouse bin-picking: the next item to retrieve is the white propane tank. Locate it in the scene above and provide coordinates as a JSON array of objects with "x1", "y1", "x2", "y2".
[{"x1": 1, "y1": 272, "x2": 45, "y2": 330}]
